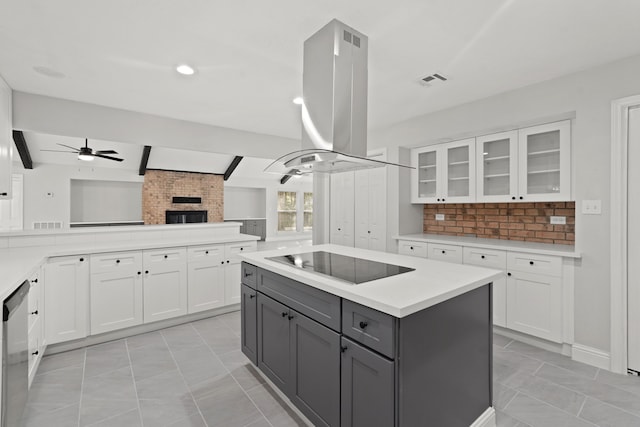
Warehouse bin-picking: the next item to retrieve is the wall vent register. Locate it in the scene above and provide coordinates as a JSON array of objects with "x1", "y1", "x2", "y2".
[{"x1": 266, "y1": 251, "x2": 414, "y2": 285}]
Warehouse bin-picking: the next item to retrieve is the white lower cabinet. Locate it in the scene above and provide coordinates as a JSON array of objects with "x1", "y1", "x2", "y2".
[
  {"x1": 90, "y1": 251, "x2": 144, "y2": 335},
  {"x1": 44, "y1": 255, "x2": 89, "y2": 345},
  {"x1": 506, "y1": 252, "x2": 563, "y2": 342},
  {"x1": 27, "y1": 268, "x2": 44, "y2": 386},
  {"x1": 398, "y1": 239, "x2": 567, "y2": 342},
  {"x1": 224, "y1": 241, "x2": 257, "y2": 305},
  {"x1": 462, "y1": 247, "x2": 507, "y2": 328},
  {"x1": 143, "y1": 247, "x2": 188, "y2": 323},
  {"x1": 187, "y1": 244, "x2": 225, "y2": 313}
]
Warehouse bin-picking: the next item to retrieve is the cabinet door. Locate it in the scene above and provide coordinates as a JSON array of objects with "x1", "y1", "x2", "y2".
[
  {"x1": 257, "y1": 294, "x2": 291, "y2": 391},
  {"x1": 224, "y1": 242, "x2": 257, "y2": 305},
  {"x1": 44, "y1": 255, "x2": 89, "y2": 344},
  {"x1": 507, "y1": 271, "x2": 562, "y2": 342},
  {"x1": 0, "y1": 77, "x2": 12, "y2": 200},
  {"x1": 442, "y1": 138, "x2": 475, "y2": 203},
  {"x1": 289, "y1": 313, "x2": 340, "y2": 427},
  {"x1": 341, "y1": 337, "x2": 395, "y2": 427},
  {"x1": 367, "y1": 167, "x2": 387, "y2": 252},
  {"x1": 354, "y1": 170, "x2": 370, "y2": 250},
  {"x1": 90, "y1": 270, "x2": 143, "y2": 335},
  {"x1": 476, "y1": 131, "x2": 519, "y2": 202},
  {"x1": 188, "y1": 249, "x2": 225, "y2": 313},
  {"x1": 241, "y1": 285, "x2": 258, "y2": 365},
  {"x1": 493, "y1": 276, "x2": 507, "y2": 328},
  {"x1": 330, "y1": 171, "x2": 355, "y2": 246},
  {"x1": 143, "y1": 248, "x2": 187, "y2": 323},
  {"x1": 411, "y1": 145, "x2": 440, "y2": 203},
  {"x1": 518, "y1": 120, "x2": 571, "y2": 202}
]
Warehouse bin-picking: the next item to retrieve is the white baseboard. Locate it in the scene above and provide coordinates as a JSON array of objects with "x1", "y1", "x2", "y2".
[
  {"x1": 572, "y1": 343, "x2": 611, "y2": 370},
  {"x1": 471, "y1": 407, "x2": 496, "y2": 427}
]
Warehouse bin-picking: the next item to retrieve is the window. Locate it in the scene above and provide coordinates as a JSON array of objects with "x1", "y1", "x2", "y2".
[
  {"x1": 277, "y1": 191, "x2": 297, "y2": 231},
  {"x1": 303, "y1": 192, "x2": 313, "y2": 231}
]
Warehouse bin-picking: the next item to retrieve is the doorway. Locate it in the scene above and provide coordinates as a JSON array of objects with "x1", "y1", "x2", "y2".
[{"x1": 628, "y1": 105, "x2": 640, "y2": 373}]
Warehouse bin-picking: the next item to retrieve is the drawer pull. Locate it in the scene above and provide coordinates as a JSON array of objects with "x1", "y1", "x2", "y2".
[
  {"x1": 529, "y1": 261, "x2": 534, "y2": 265},
  {"x1": 31, "y1": 350, "x2": 39, "y2": 356},
  {"x1": 249, "y1": 294, "x2": 255, "y2": 299},
  {"x1": 31, "y1": 310, "x2": 38, "y2": 315},
  {"x1": 282, "y1": 312, "x2": 288, "y2": 317},
  {"x1": 244, "y1": 272, "x2": 254, "y2": 277},
  {"x1": 80, "y1": 258, "x2": 84, "y2": 262},
  {"x1": 241, "y1": 247, "x2": 244, "y2": 251},
  {"x1": 410, "y1": 246, "x2": 414, "y2": 250},
  {"x1": 512, "y1": 196, "x2": 516, "y2": 200},
  {"x1": 205, "y1": 250, "x2": 209, "y2": 254},
  {"x1": 116, "y1": 259, "x2": 120, "y2": 263},
  {"x1": 359, "y1": 321, "x2": 368, "y2": 329},
  {"x1": 441, "y1": 250, "x2": 446, "y2": 254},
  {"x1": 145, "y1": 270, "x2": 149, "y2": 274},
  {"x1": 481, "y1": 255, "x2": 485, "y2": 259},
  {"x1": 0, "y1": 192, "x2": 7, "y2": 196},
  {"x1": 507, "y1": 272, "x2": 512, "y2": 276},
  {"x1": 341, "y1": 345, "x2": 348, "y2": 353},
  {"x1": 164, "y1": 255, "x2": 168, "y2": 259},
  {"x1": 31, "y1": 278, "x2": 38, "y2": 283},
  {"x1": 288, "y1": 314, "x2": 295, "y2": 320},
  {"x1": 221, "y1": 261, "x2": 224, "y2": 265},
  {"x1": 137, "y1": 271, "x2": 141, "y2": 275},
  {"x1": 227, "y1": 260, "x2": 230, "y2": 264},
  {"x1": 519, "y1": 196, "x2": 524, "y2": 200}
]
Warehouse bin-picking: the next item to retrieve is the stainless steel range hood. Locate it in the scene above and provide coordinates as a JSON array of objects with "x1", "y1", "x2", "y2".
[{"x1": 265, "y1": 19, "x2": 412, "y2": 176}]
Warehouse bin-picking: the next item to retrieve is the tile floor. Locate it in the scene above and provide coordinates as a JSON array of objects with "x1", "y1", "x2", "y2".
[{"x1": 26, "y1": 312, "x2": 640, "y2": 427}]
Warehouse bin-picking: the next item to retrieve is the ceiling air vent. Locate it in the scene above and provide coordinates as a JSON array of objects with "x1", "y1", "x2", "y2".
[{"x1": 420, "y1": 73, "x2": 448, "y2": 86}]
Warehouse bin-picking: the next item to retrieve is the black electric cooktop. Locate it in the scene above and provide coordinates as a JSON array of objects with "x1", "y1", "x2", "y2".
[{"x1": 266, "y1": 251, "x2": 415, "y2": 285}]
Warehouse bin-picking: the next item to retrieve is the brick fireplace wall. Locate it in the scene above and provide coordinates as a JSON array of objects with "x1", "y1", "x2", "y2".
[
  {"x1": 142, "y1": 170, "x2": 224, "y2": 225},
  {"x1": 423, "y1": 202, "x2": 575, "y2": 245}
]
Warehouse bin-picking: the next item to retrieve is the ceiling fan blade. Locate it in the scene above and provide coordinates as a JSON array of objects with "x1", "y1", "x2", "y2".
[
  {"x1": 40, "y1": 149, "x2": 78, "y2": 153},
  {"x1": 93, "y1": 153, "x2": 124, "y2": 162},
  {"x1": 94, "y1": 150, "x2": 118, "y2": 155},
  {"x1": 57, "y1": 143, "x2": 81, "y2": 151}
]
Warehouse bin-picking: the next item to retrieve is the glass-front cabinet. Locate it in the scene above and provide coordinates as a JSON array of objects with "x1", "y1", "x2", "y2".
[
  {"x1": 476, "y1": 131, "x2": 519, "y2": 202},
  {"x1": 411, "y1": 139, "x2": 475, "y2": 203},
  {"x1": 518, "y1": 121, "x2": 571, "y2": 201}
]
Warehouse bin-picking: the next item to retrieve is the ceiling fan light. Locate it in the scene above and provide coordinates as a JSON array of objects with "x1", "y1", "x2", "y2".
[
  {"x1": 78, "y1": 153, "x2": 94, "y2": 161},
  {"x1": 176, "y1": 64, "x2": 195, "y2": 75}
]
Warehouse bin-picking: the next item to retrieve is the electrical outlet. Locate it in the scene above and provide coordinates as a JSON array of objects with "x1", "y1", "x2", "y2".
[
  {"x1": 550, "y1": 216, "x2": 566, "y2": 225},
  {"x1": 582, "y1": 200, "x2": 602, "y2": 215},
  {"x1": 435, "y1": 214, "x2": 445, "y2": 221}
]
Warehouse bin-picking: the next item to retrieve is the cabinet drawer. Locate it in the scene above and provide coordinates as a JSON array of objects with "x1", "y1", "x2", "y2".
[
  {"x1": 187, "y1": 244, "x2": 224, "y2": 262},
  {"x1": 143, "y1": 247, "x2": 186, "y2": 267},
  {"x1": 91, "y1": 251, "x2": 142, "y2": 275},
  {"x1": 342, "y1": 299, "x2": 395, "y2": 358},
  {"x1": 427, "y1": 243, "x2": 463, "y2": 263},
  {"x1": 463, "y1": 247, "x2": 506, "y2": 270},
  {"x1": 507, "y1": 252, "x2": 561, "y2": 277},
  {"x1": 257, "y1": 268, "x2": 341, "y2": 331},
  {"x1": 397, "y1": 240, "x2": 427, "y2": 258},
  {"x1": 241, "y1": 262, "x2": 257, "y2": 289},
  {"x1": 225, "y1": 241, "x2": 257, "y2": 260}
]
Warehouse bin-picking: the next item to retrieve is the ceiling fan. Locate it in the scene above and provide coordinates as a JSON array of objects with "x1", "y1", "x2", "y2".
[{"x1": 41, "y1": 138, "x2": 124, "y2": 162}]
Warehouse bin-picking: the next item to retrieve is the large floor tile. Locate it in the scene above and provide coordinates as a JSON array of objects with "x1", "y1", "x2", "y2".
[
  {"x1": 161, "y1": 323, "x2": 206, "y2": 350},
  {"x1": 135, "y1": 369, "x2": 190, "y2": 400},
  {"x1": 503, "y1": 393, "x2": 594, "y2": 427},
  {"x1": 171, "y1": 345, "x2": 228, "y2": 387},
  {"x1": 493, "y1": 381, "x2": 518, "y2": 411},
  {"x1": 494, "y1": 333, "x2": 514, "y2": 349},
  {"x1": 139, "y1": 395, "x2": 200, "y2": 426},
  {"x1": 595, "y1": 369, "x2": 640, "y2": 397},
  {"x1": 126, "y1": 331, "x2": 166, "y2": 350},
  {"x1": 86, "y1": 408, "x2": 142, "y2": 427},
  {"x1": 84, "y1": 339, "x2": 130, "y2": 378},
  {"x1": 506, "y1": 340, "x2": 598, "y2": 379},
  {"x1": 495, "y1": 409, "x2": 530, "y2": 427},
  {"x1": 246, "y1": 383, "x2": 308, "y2": 427},
  {"x1": 79, "y1": 399, "x2": 139, "y2": 426},
  {"x1": 36, "y1": 348, "x2": 86, "y2": 375},
  {"x1": 24, "y1": 402, "x2": 79, "y2": 427},
  {"x1": 579, "y1": 397, "x2": 640, "y2": 427},
  {"x1": 218, "y1": 350, "x2": 266, "y2": 391},
  {"x1": 26, "y1": 366, "x2": 84, "y2": 412},
  {"x1": 129, "y1": 345, "x2": 178, "y2": 383},
  {"x1": 166, "y1": 412, "x2": 208, "y2": 427},
  {"x1": 81, "y1": 366, "x2": 137, "y2": 402},
  {"x1": 194, "y1": 374, "x2": 264, "y2": 427}
]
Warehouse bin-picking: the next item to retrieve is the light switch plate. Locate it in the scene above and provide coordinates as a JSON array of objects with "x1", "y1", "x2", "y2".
[
  {"x1": 435, "y1": 214, "x2": 445, "y2": 221},
  {"x1": 550, "y1": 216, "x2": 566, "y2": 225},
  {"x1": 582, "y1": 200, "x2": 602, "y2": 215}
]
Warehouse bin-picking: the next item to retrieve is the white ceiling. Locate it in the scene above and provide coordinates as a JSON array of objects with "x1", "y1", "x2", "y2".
[{"x1": 1, "y1": 0, "x2": 640, "y2": 144}]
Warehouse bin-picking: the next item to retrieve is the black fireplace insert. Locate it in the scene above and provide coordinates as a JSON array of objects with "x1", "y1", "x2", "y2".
[{"x1": 165, "y1": 210, "x2": 208, "y2": 224}]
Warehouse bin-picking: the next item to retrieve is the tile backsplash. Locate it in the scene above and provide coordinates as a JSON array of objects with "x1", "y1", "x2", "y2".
[{"x1": 423, "y1": 202, "x2": 575, "y2": 245}]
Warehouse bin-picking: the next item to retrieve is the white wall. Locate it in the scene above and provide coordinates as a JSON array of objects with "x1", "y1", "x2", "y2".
[
  {"x1": 16, "y1": 163, "x2": 142, "y2": 228},
  {"x1": 223, "y1": 187, "x2": 266, "y2": 219},
  {"x1": 370, "y1": 53, "x2": 640, "y2": 353},
  {"x1": 70, "y1": 179, "x2": 142, "y2": 223}
]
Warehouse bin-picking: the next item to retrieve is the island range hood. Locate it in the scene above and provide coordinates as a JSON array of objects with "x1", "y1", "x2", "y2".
[{"x1": 265, "y1": 19, "x2": 412, "y2": 176}]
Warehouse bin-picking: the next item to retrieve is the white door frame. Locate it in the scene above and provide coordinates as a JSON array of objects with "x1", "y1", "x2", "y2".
[{"x1": 610, "y1": 94, "x2": 640, "y2": 374}]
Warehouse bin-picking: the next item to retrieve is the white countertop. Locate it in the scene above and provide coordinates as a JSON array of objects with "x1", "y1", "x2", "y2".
[
  {"x1": 239, "y1": 244, "x2": 503, "y2": 318},
  {"x1": 0, "y1": 233, "x2": 258, "y2": 302},
  {"x1": 395, "y1": 233, "x2": 581, "y2": 258}
]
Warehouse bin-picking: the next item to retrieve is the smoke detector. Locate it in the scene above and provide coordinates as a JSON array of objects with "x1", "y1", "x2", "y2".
[{"x1": 419, "y1": 73, "x2": 448, "y2": 87}]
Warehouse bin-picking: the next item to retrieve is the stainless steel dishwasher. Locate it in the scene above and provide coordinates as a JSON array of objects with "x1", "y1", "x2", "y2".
[{"x1": 2, "y1": 280, "x2": 29, "y2": 427}]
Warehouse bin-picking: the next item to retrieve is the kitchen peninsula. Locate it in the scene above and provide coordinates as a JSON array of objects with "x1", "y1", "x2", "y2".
[{"x1": 239, "y1": 244, "x2": 503, "y2": 427}]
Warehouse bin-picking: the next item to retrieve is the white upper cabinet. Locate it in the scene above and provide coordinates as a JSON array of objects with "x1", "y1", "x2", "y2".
[
  {"x1": 518, "y1": 120, "x2": 571, "y2": 202},
  {"x1": 411, "y1": 138, "x2": 475, "y2": 204},
  {"x1": 476, "y1": 131, "x2": 519, "y2": 202},
  {"x1": 0, "y1": 76, "x2": 12, "y2": 200}
]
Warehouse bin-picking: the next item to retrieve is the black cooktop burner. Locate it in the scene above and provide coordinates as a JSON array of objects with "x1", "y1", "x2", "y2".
[{"x1": 266, "y1": 251, "x2": 414, "y2": 284}]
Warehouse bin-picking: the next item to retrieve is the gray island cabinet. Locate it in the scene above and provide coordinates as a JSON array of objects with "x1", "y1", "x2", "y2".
[{"x1": 240, "y1": 259, "x2": 494, "y2": 427}]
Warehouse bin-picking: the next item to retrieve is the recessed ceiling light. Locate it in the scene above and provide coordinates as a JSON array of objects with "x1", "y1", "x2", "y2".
[
  {"x1": 292, "y1": 97, "x2": 304, "y2": 105},
  {"x1": 176, "y1": 64, "x2": 195, "y2": 75}
]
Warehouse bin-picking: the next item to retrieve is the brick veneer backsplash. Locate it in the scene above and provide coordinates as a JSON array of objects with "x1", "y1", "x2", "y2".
[
  {"x1": 423, "y1": 202, "x2": 575, "y2": 245},
  {"x1": 142, "y1": 170, "x2": 224, "y2": 225}
]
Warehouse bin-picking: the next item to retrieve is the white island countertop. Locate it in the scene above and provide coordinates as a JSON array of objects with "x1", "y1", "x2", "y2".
[{"x1": 239, "y1": 244, "x2": 503, "y2": 318}]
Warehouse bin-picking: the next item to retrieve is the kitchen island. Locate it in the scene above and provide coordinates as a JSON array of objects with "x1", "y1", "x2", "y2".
[{"x1": 239, "y1": 244, "x2": 503, "y2": 427}]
